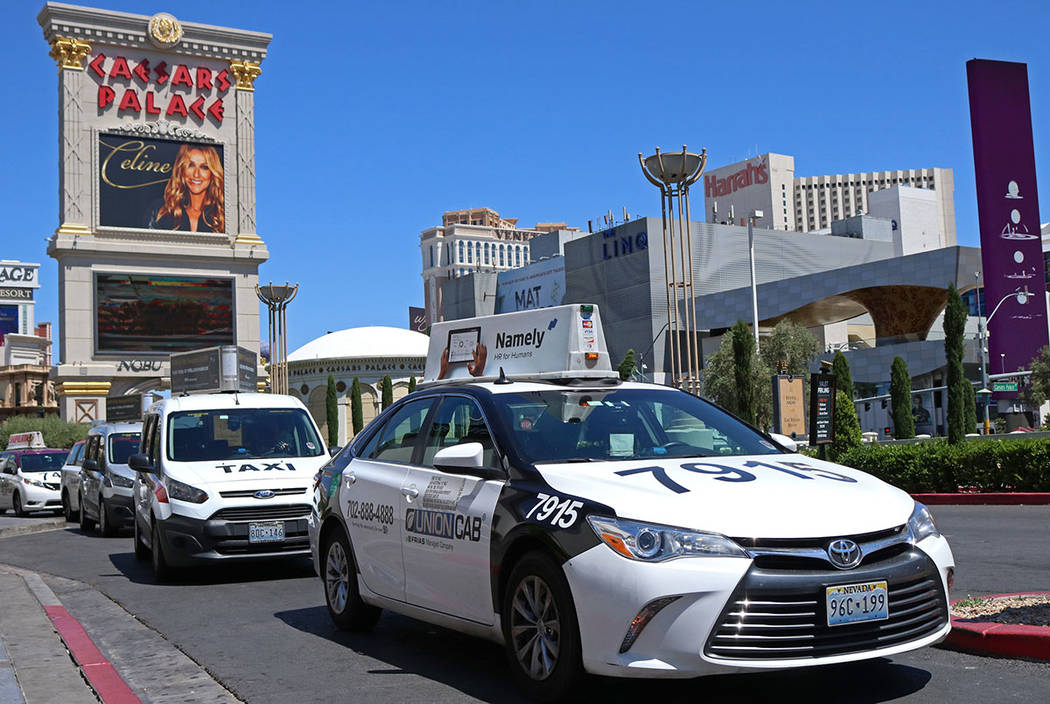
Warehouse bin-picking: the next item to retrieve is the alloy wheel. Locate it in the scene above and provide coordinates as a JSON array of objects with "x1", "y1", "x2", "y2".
[
  {"x1": 325, "y1": 540, "x2": 350, "y2": 614},
  {"x1": 510, "y1": 575, "x2": 561, "y2": 680}
]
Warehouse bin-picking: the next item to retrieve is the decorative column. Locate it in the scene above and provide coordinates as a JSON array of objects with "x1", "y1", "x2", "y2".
[
  {"x1": 48, "y1": 37, "x2": 93, "y2": 237},
  {"x1": 231, "y1": 60, "x2": 263, "y2": 245}
]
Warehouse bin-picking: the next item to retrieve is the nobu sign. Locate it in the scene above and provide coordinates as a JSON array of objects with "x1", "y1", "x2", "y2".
[{"x1": 808, "y1": 373, "x2": 836, "y2": 445}]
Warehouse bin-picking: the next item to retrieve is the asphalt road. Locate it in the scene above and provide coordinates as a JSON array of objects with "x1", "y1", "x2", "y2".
[{"x1": 0, "y1": 505, "x2": 1047, "y2": 703}]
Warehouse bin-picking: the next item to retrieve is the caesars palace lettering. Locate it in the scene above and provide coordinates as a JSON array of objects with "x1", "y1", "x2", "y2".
[
  {"x1": 117, "y1": 360, "x2": 164, "y2": 372},
  {"x1": 0, "y1": 266, "x2": 36, "y2": 284},
  {"x1": 89, "y1": 54, "x2": 229, "y2": 123},
  {"x1": 704, "y1": 159, "x2": 769, "y2": 198}
]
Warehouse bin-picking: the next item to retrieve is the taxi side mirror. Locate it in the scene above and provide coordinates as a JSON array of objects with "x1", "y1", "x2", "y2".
[
  {"x1": 128, "y1": 453, "x2": 157, "y2": 475},
  {"x1": 768, "y1": 433, "x2": 798, "y2": 453},
  {"x1": 82, "y1": 458, "x2": 100, "y2": 472},
  {"x1": 434, "y1": 443, "x2": 502, "y2": 481}
]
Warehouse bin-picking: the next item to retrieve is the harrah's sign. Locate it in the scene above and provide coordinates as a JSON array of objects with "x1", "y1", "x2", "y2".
[
  {"x1": 705, "y1": 158, "x2": 768, "y2": 198},
  {"x1": 88, "y1": 53, "x2": 229, "y2": 124}
]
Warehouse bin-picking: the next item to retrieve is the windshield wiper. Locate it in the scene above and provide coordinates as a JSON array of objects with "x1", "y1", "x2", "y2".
[{"x1": 535, "y1": 457, "x2": 599, "y2": 464}]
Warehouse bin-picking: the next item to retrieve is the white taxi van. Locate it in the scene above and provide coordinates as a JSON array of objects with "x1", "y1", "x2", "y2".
[
  {"x1": 128, "y1": 346, "x2": 331, "y2": 581},
  {"x1": 309, "y1": 306, "x2": 955, "y2": 701}
]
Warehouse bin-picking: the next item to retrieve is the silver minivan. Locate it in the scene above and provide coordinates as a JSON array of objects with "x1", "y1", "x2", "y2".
[{"x1": 78, "y1": 423, "x2": 142, "y2": 537}]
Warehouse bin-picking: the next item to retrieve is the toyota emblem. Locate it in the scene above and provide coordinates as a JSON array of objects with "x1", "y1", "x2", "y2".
[{"x1": 827, "y1": 538, "x2": 862, "y2": 569}]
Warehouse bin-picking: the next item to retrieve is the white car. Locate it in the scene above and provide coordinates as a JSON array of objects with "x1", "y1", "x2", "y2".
[
  {"x1": 311, "y1": 382, "x2": 954, "y2": 701},
  {"x1": 129, "y1": 392, "x2": 331, "y2": 581},
  {"x1": 77, "y1": 423, "x2": 142, "y2": 537},
  {"x1": 0, "y1": 448, "x2": 68, "y2": 516},
  {"x1": 60, "y1": 439, "x2": 86, "y2": 521}
]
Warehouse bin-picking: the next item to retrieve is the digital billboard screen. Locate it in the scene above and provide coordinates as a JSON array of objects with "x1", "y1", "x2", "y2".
[
  {"x1": 0, "y1": 304, "x2": 17, "y2": 345},
  {"x1": 98, "y1": 134, "x2": 225, "y2": 233},
  {"x1": 95, "y1": 274, "x2": 234, "y2": 354}
]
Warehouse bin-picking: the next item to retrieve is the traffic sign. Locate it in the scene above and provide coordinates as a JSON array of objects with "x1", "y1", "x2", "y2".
[{"x1": 992, "y1": 380, "x2": 1019, "y2": 392}]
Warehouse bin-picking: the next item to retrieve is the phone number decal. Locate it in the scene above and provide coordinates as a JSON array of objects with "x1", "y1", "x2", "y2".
[
  {"x1": 347, "y1": 500, "x2": 395, "y2": 525},
  {"x1": 615, "y1": 460, "x2": 856, "y2": 494}
]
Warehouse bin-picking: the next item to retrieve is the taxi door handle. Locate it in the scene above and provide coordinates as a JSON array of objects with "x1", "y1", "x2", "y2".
[
  {"x1": 400, "y1": 485, "x2": 419, "y2": 499},
  {"x1": 344, "y1": 472, "x2": 356, "y2": 487}
]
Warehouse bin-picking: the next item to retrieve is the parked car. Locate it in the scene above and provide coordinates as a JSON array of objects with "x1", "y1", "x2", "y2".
[{"x1": 60, "y1": 440, "x2": 86, "y2": 521}]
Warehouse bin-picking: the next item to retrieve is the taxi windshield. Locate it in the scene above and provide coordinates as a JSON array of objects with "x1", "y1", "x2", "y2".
[
  {"x1": 167, "y1": 408, "x2": 324, "y2": 462},
  {"x1": 19, "y1": 452, "x2": 70, "y2": 472},
  {"x1": 107, "y1": 433, "x2": 142, "y2": 465},
  {"x1": 492, "y1": 387, "x2": 782, "y2": 463}
]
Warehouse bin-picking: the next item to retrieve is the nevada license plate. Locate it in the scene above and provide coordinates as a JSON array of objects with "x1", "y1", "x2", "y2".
[
  {"x1": 826, "y1": 580, "x2": 889, "y2": 626},
  {"x1": 248, "y1": 521, "x2": 285, "y2": 543}
]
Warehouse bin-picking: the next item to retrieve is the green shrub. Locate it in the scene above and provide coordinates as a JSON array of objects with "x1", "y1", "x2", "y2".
[
  {"x1": 0, "y1": 415, "x2": 89, "y2": 450},
  {"x1": 833, "y1": 438, "x2": 1050, "y2": 492}
]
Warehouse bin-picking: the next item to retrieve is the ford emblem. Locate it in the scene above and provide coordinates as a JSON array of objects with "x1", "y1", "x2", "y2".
[
  {"x1": 826, "y1": 538, "x2": 862, "y2": 569},
  {"x1": 253, "y1": 490, "x2": 275, "y2": 499}
]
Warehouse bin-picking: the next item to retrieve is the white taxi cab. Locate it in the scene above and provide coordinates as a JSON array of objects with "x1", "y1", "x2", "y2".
[
  {"x1": 1, "y1": 432, "x2": 67, "y2": 516},
  {"x1": 309, "y1": 306, "x2": 954, "y2": 701}
]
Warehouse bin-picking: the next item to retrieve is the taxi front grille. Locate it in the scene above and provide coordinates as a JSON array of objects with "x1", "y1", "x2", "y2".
[
  {"x1": 210, "y1": 504, "x2": 311, "y2": 521},
  {"x1": 705, "y1": 551, "x2": 948, "y2": 661},
  {"x1": 218, "y1": 487, "x2": 306, "y2": 498}
]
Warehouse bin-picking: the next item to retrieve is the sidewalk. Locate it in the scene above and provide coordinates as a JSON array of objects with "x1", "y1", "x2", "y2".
[{"x1": 0, "y1": 564, "x2": 241, "y2": 704}]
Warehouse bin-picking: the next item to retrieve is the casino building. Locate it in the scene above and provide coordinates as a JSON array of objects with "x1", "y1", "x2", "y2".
[
  {"x1": 38, "y1": 4, "x2": 271, "y2": 422},
  {"x1": 0, "y1": 260, "x2": 57, "y2": 419}
]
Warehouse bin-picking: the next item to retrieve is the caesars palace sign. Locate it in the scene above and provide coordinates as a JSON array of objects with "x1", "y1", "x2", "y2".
[{"x1": 89, "y1": 54, "x2": 231, "y2": 123}]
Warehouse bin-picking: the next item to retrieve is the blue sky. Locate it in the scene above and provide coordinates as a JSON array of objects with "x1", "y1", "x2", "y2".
[{"x1": 3, "y1": 0, "x2": 1049, "y2": 355}]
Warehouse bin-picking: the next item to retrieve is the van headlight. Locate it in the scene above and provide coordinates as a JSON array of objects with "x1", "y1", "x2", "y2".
[
  {"x1": 587, "y1": 516, "x2": 748, "y2": 562},
  {"x1": 106, "y1": 472, "x2": 134, "y2": 489},
  {"x1": 907, "y1": 502, "x2": 940, "y2": 542},
  {"x1": 166, "y1": 477, "x2": 208, "y2": 504},
  {"x1": 25, "y1": 477, "x2": 49, "y2": 488}
]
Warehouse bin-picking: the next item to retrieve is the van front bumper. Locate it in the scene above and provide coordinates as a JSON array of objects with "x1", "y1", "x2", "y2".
[{"x1": 157, "y1": 504, "x2": 312, "y2": 566}]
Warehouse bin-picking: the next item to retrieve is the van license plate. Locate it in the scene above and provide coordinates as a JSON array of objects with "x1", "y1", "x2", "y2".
[
  {"x1": 249, "y1": 521, "x2": 285, "y2": 543},
  {"x1": 826, "y1": 580, "x2": 889, "y2": 626}
]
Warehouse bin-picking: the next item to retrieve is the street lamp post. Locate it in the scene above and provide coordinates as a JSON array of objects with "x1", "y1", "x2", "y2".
[
  {"x1": 747, "y1": 210, "x2": 763, "y2": 352},
  {"x1": 256, "y1": 282, "x2": 299, "y2": 395},
  {"x1": 975, "y1": 279, "x2": 1031, "y2": 433}
]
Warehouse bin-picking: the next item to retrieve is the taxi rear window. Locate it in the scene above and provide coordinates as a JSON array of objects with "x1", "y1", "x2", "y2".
[{"x1": 492, "y1": 388, "x2": 780, "y2": 463}]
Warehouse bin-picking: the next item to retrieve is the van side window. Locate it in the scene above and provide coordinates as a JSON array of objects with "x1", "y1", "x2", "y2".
[{"x1": 143, "y1": 415, "x2": 160, "y2": 465}]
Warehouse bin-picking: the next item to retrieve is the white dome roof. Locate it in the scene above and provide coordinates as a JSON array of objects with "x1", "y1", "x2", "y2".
[{"x1": 288, "y1": 326, "x2": 429, "y2": 362}]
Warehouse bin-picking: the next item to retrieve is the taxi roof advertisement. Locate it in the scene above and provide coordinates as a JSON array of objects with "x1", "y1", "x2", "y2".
[{"x1": 424, "y1": 305, "x2": 611, "y2": 383}]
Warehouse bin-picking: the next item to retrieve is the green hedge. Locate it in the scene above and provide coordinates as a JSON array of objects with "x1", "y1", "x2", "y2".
[
  {"x1": 0, "y1": 415, "x2": 89, "y2": 451},
  {"x1": 831, "y1": 439, "x2": 1050, "y2": 493}
]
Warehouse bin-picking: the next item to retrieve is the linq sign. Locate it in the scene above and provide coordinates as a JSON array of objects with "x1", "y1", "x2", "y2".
[{"x1": 89, "y1": 54, "x2": 229, "y2": 124}]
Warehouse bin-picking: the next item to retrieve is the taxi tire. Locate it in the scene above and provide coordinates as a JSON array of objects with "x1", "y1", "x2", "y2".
[
  {"x1": 133, "y1": 517, "x2": 149, "y2": 561},
  {"x1": 63, "y1": 491, "x2": 79, "y2": 522},
  {"x1": 98, "y1": 496, "x2": 118, "y2": 538},
  {"x1": 322, "y1": 531, "x2": 380, "y2": 632},
  {"x1": 13, "y1": 492, "x2": 27, "y2": 518},
  {"x1": 78, "y1": 491, "x2": 95, "y2": 531},
  {"x1": 151, "y1": 520, "x2": 173, "y2": 583},
  {"x1": 501, "y1": 552, "x2": 583, "y2": 703}
]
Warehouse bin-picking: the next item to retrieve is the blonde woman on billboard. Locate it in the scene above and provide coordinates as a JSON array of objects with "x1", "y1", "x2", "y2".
[{"x1": 149, "y1": 144, "x2": 225, "y2": 233}]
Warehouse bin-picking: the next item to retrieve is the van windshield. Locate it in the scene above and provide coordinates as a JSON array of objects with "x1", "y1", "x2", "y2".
[
  {"x1": 108, "y1": 433, "x2": 142, "y2": 465},
  {"x1": 20, "y1": 452, "x2": 70, "y2": 472},
  {"x1": 491, "y1": 387, "x2": 782, "y2": 463},
  {"x1": 166, "y1": 408, "x2": 324, "y2": 462}
]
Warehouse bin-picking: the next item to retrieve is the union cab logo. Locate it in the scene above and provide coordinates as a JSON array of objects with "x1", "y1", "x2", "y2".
[
  {"x1": 405, "y1": 508, "x2": 482, "y2": 542},
  {"x1": 704, "y1": 158, "x2": 769, "y2": 198},
  {"x1": 88, "y1": 54, "x2": 230, "y2": 123}
]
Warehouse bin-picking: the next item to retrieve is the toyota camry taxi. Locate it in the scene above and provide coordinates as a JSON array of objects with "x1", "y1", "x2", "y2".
[{"x1": 310, "y1": 305, "x2": 954, "y2": 701}]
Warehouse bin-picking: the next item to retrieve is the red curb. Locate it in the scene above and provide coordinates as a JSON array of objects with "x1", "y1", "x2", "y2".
[
  {"x1": 911, "y1": 492, "x2": 1050, "y2": 505},
  {"x1": 43, "y1": 605, "x2": 142, "y2": 704},
  {"x1": 945, "y1": 592, "x2": 1050, "y2": 661}
]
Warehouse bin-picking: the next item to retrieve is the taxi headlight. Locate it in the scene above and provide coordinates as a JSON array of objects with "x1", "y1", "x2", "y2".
[
  {"x1": 108, "y1": 472, "x2": 134, "y2": 489},
  {"x1": 587, "y1": 515, "x2": 748, "y2": 562},
  {"x1": 166, "y1": 477, "x2": 208, "y2": 504},
  {"x1": 25, "y1": 477, "x2": 49, "y2": 489},
  {"x1": 907, "y1": 502, "x2": 939, "y2": 542}
]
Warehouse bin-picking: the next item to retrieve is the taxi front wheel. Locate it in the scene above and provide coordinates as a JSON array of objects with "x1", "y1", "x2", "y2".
[
  {"x1": 501, "y1": 552, "x2": 583, "y2": 703},
  {"x1": 323, "y1": 531, "x2": 380, "y2": 632}
]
